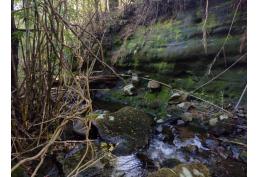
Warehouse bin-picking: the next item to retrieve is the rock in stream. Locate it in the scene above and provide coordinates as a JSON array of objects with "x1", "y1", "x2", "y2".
[{"x1": 93, "y1": 106, "x2": 154, "y2": 155}]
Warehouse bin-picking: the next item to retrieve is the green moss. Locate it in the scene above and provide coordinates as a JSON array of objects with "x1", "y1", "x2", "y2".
[
  {"x1": 12, "y1": 167, "x2": 28, "y2": 177},
  {"x1": 95, "y1": 107, "x2": 153, "y2": 154},
  {"x1": 109, "y1": 86, "x2": 171, "y2": 118},
  {"x1": 151, "y1": 62, "x2": 175, "y2": 73},
  {"x1": 174, "y1": 77, "x2": 196, "y2": 90},
  {"x1": 115, "y1": 19, "x2": 184, "y2": 64}
]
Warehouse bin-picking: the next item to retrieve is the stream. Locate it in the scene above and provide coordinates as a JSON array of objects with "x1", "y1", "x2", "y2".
[{"x1": 41, "y1": 71, "x2": 247, "y2": 177}]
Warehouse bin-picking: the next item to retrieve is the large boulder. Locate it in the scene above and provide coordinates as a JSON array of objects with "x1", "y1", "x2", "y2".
[
  {"x1": 93, "y1": 106, "x2": 154, "y2": 155},
  {"x1": 148, "y1": 163, "x2": 211, "y2": 177}
]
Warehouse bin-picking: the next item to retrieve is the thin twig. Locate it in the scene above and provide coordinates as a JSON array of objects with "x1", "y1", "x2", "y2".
[
  {"x1": 193, "y1": 53, "x2": 246, "y2": 93},
  {"x1": 207, "y1": 0, "x2": 243, "y2": 75},
  {"x1": 234, "y1": 84, "x2": 247, "y2": 111}
]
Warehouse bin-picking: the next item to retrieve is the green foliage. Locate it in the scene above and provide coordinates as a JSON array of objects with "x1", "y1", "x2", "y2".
[
  {"x1": 109, "y1": 86, "x2": 171, "y2": 118},
  {"x1": 12, "y1": 31, "x2": 23, "y2": 41}
]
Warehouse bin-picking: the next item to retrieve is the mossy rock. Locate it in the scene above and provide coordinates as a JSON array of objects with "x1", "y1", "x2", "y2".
[
  {"x1": 59, "y1": 146, "x2": 94, "y2": 176},
  {"x1": 57, "y1": 144, "x2": 112, "y2": 177},
  {"x1": 11, "y1": 167, "x2": 29, "y2": 177},
  {"x1": 94, "y1": 106, "x2": 154, "y2": 155},
  {"x1": 148, "y1": 163, "x2": 211, "y2": 177},
  {"x1": 113, "y1": 0, "x2": 246, "y2": 78}
]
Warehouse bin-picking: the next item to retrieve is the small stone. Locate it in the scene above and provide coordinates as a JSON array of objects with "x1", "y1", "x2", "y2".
[
  {"x1": 181, "y1": 112, "x2": 193, "y2": 122},
  {"x1": 171, "y1": 93, "x2": 181, "y2": 99},
  {"x1": 97, "y1": 114, "x2": 105, "y2": 119},
  {"x1": 166, "y1": 114, "x2": 172, "y2": 117},
  {"x1": 183, "y1": 145, "x2": 198, "y2": 153},
  {"x1": 156, "y1": 125, "x2": 163, "y2": 132},
  {"x1": 209, "y1": 118, "x2": 218, "y2": 126},
  {"x1": 219, "y1": 114, "x2": 229, "y2": 120},
  {"x1": 123, "y1": 84, "x2": 136, "y2": 96},
  {"x1": 127, "y1": 70, "x2": 132, "y2": 75},
  {"x1": 109, "y1": 116, "x2": 115, "y2": 121},
  {"x1": 177, "y1": 102, "x2": 186, "y2": 108},
  {"x1": 72, "y1": 119, "x2": 86, "y2": 136},
  {"x1": 177, "y1": 119, "x2": 185, "y2": 125},
  {"x1": 177, "y1": 102, "x2": 195, "y2": 111},
  {"x1": 131, "y1": 73, "x2": 139, "y2": 85},
  {"x1": 169, "y1": 92, "x2": 188, "y2": 104},
  {"x1": 156, "y1": 119, "x2": 164, "y2": 123},
  {"x1": 147, "y1": 80, "x2": 161, "y2": 92}
]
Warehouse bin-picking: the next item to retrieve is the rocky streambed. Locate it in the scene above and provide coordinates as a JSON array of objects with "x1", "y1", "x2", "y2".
[
  {"x1": 20, "y1": 72, "x2": 246, "y2": 177},
  {"x1": 40, "y1": 76, "x2": 246, "y2": 177}
]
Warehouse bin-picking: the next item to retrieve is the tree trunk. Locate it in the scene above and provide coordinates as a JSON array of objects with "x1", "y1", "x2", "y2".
[
  {"x1": 11, "y1": 0, "x2": 19, "y2": 93},
  {"x1": 11, "y1": 0, "x2": 20, "y2": 120}
]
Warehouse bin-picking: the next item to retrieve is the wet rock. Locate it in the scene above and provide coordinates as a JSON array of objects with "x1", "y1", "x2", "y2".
[
  {"x1": 167, "y1": 105, "x2": 185, "y2": 122},
  {"x1": 136, "y1": 152, "x2": 157, "y2": 170},
  {"x1": 123, "y1": 83, "x2": 136, "y2": 96},
  {"x1": 126, "y1": 70, "x2": 133, "y2": 75},
  {"x1": 204, "y1": 139, "x2": 219, "y2": 150},
  {"x1": 93, "y1": 106, "x2": 154, "y2": 155},
  {"x1": 176, "y1": 119, "x2": 185, "y2": 125},
  {"x1": 148, "y1": 163, "x2": 211, "y2": 177},
  {"x1": 182, "y1": 144, "x2": 198, "y2": 154},
  {"x1": 162, "y1": 126, "x2": 174, "y2": 143},
  {"x1": 156, "y1": 125, "x2": 163, "y2": 133},
  {"x1": 188, "y1": 119, "x2": 208, "y2": 133},
  {"x1": 216, "y1": 146, "x2": 229, "y2": 159},
  {"x1": 212, "y1": 159, "x2": 246, "y2": 177},
  {"x1": 131, "y1": 73, "x2": 139, "y2": 85},
  {"x1": 72, "y1": 119, "x2": 86, "y2": 136},
  {"x1": 72, "y1": 114, "x2": 101, "y2": 138},
  {"x1": 169, "y1": 92, "x2": 188, "y2": 104},
  {"x1": 209, "y1": 119, "x2": 235, "y2": 136},
  {"x1": 161, "y1": 158, "x2": 181, "y2": 168},
  {"x1": 181, "y1": 112, "x2": 193, "y2": 122},
  {"x1": 177, "y1": 102, "x2": 195, "y2": 111},
  {"x1": 56, "y1": 144, "x2": 111, "y2": 177},
  {"x1": 230, "y1": 145, "x2": 240, "y2": 159},
  {"x1": 176, "y1": 127, "x2": 195, "y2": 140},
  {"x1": 156, "y1": 119, "x2": 164, "y2": 124},
  {"x1": 239, "y1": 150, "x2": 247, "y2": 163},
  {"x1": 147, "y1": 80, "x2": 161, "y2": 92},
  {"x1": 219, "y1": 114, "x2": 229, "y2": 120},
  {"x1": 209, "y1": 118, "x2": 218, "y2": 126}
]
